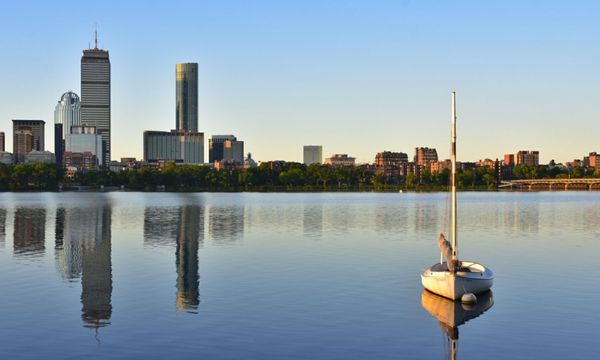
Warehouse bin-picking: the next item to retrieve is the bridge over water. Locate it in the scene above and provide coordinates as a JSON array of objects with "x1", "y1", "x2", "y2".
[{"x1": 500, "y1": 178, "x2": 600, "y2": 191}]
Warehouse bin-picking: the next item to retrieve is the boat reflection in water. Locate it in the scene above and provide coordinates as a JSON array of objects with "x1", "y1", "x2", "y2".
[{"x1": 421, "y1": 290, "x2": 493, "y2": 360}]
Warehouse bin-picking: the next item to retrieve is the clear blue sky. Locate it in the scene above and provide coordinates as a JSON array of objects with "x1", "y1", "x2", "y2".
[{"x1": 1, "y1": 0, "x2": 599, "y2": 163}]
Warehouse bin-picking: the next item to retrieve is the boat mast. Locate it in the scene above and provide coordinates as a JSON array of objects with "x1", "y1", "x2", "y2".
[{"x1": 451, "y1": 92, "x2": 458, "y2": 262}]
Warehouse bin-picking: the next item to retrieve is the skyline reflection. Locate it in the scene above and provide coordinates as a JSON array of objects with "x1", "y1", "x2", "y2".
[
  {"x1": 143, "y1": 202, "x2": 204, "y2": 312},
  {"x1": 13, "y1": 208, "x2": 46, "y2": 257},
  {"x1": 208, "y1": 205, "x2": 244, "y2": 245},
  {"x1": 54, "y1": 205, "x2": 113, "y2": 329},
  {"x1": 175, "y1": 205, "x2": 203, "y2": 312}
]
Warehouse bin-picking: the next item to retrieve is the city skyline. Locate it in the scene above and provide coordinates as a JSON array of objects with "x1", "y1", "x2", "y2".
[{"x1": 1, "y1": 1, "x2": 599, "y2": 164}]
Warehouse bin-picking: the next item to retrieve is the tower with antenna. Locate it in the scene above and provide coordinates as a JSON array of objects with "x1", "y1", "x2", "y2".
[{"x1": 80, "y1": 27, "x2": 111, "y2": 168}]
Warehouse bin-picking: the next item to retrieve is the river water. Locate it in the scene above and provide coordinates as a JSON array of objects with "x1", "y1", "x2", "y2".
[{"x1": 0, "y1": 192, "x2": 598, "y2": 359}]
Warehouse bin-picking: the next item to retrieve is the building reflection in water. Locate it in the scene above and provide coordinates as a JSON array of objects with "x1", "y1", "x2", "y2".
[
  {"x1": 302, "y1": 204, "x2": 323, "y2": 238},
  {"x1": 143, "y1": 207, "x2": 180, "y2": 247},
  {"x1": 0, "y1": 208, "x2": 6, "y2": 248},
  {"x1": 13, "y1": 208, "x2": 46, "y2": 257},
  {"x1": 144, "y1": 203, "x2": 204, "y2": 312},
  {"x1": 421, "y1": 290, "x2": 493, "y2": 360},
  {"x1": 54, "y1": 205, "x2": 112, "y2": 329},
  {"x1": 176, "y1": 205, "x2": 202, "y2": 312},
  {"x1": 208, "y1": 205, "x2": 244, "y2": 245},
  {"x1": 414, "y1": 202, "x2": 440, "y2": 233}
]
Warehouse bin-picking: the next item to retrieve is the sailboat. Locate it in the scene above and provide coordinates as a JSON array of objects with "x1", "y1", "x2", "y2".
[
  {"x1": 420, "y1": 92, "x2": 494, "y2": 300},
  {"x1": 421, "y1": 289, "x2": 494, "y2": 360}
]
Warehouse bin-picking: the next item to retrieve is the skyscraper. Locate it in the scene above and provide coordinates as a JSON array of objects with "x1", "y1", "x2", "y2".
[
  {"x1": 54, "y1": 91, "x2": 81, "y2": 140},
  {"x1": 176, "y1": 63, "x2": 198, "y2": 132},
  {"x1": 0, "y1": 131, "x2": 5, "y2": 152},
  {"x1": 81, "y1": 34, "x2": 110, "y2": 167}
]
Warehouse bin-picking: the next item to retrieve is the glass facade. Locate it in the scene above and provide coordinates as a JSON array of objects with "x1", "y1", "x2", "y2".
[
  {"x1": 54, "y1": 91, "x2": 81, "y2": 141},
  {"x1": 176, "y1": 63, "x2": 198, "y2": 132}
]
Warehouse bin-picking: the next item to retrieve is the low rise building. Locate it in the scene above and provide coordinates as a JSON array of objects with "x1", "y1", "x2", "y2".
[
  {"x1": 144, "y1": 130, "x2": 204, "y2": 164},
  {"x1": 516, "y1": 150, "x2": 539, "y2": 167},
  {"x1": 375, "y1": 151, "x2": 408, "y2": 179},
  {"x1": 430, "y1": 159, "x2": 451, "y2": 173},
  {"x1": 414, "y1": 147, "x2": 438, "y2": 166},
  {"x1": 244, "y1": 153, "x2": 257, "y2": 169},
  {"x1": 566, "y1": 159, "x2": 583, "y2": 168},
  {"x1": 0, "y1": 151, "x2": 13, "y2": 164},
  {"x1": 503, "y1": 154, "x2": 515, "y2": 167},
  {"x1": 25, "y1": 150, "x2": 55, "y2": 164},
  {"x1": 324, "y1": 154, "x2": 355, "y2": 167},
  {"x1": 476, "y1": 159, "x2": 496, "y2": 168},
  {"x1": 64, "y1": 151, "x2": 97, "y2": 172},
  {"x1": 66, "y1": 126, "x2": 103, "y2": 167},
  {"x1": 588, "y1": 152, "x2": 600, "y2": 170}
]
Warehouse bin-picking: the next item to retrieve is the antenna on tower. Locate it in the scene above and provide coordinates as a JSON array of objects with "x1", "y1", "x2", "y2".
[{"x1": 94, "y1": 23, "x2": 98, "y2": 49}]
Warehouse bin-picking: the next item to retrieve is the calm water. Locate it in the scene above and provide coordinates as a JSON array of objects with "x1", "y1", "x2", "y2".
[{"x1": 0, "y1": 192, "x2": 598, "y2": 359}]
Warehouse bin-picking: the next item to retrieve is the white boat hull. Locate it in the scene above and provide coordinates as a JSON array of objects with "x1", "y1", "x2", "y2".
[{"x1": 421, "y1": 261, "x2": 494, "y2": 300}]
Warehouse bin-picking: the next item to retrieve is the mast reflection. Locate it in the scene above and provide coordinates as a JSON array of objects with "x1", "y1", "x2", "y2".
[
  {"x1": 54, "y1": 205, "x2": 112, "y2": 329},
  {"x1": 0, "y1": 208, "x2": 6, "y2": 248},
  {"x1": 421, "y1": 290, "x2": 493, "y2": 360}
]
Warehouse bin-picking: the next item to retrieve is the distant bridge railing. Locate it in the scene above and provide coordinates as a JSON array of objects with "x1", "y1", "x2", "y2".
[{"x1": 500, "y1": 178, "x2": 600, "y2": 191}]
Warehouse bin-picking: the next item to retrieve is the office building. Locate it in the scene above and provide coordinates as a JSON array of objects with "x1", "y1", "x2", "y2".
[
  {"x1": 54, "y1": 91, "x2": 81, "y2": 141},
  {"x1": 223, "y1": 139, "x2": 244, "y2": 163},
  {"x1": 65, "y1": 126, "x2": 103, "y2": 166},
  {"x1": 143, "y1": 130, "x2": 204, "y2": 164},
  {"x1": 81, "y1": 36, "x2": 111, "y2": 167},
  {"x1": 0, "y1": 131, "x2": 4, "y2": 152},
  {"x1": 303, "y1": 145, "x2": 323, "y2": 165},
  {"x1": 12, "y1": 120, "x2": 45, "y2": 162},
  {"x1": 414, "y1": 147, "x2": 438, "y2": 166},
  {"x1": 176, "y1": 63, "x2": 198, "y2": 132},
  {"x1": 13, "y1": 127, "x2": 33, "y2": 163},
  {"x1": 515, "y1": 150, "x2": 539, "y2": 167},
  {"x1": 324, "y1": 154, "x2": 356, "y2": 167},
  {"x1": 209, "y1": 135, "x2": 240, "y2": 163}
]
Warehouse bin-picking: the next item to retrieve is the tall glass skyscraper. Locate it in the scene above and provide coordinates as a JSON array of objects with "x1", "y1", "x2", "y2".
[
  {"x1": 81, "y1": 39, "x2": 110, "y2": 167},
  {"x1": 54, "y1": 91, "x2": 81, "y2": 140},
  {"x1": 176, "y1": 63, "x2": 198, "y2": 132}
]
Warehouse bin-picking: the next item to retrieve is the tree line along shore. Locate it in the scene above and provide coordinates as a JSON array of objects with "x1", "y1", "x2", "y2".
[{"x1": 1, "y1": 162, "x2": 599, "y2": 192}]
